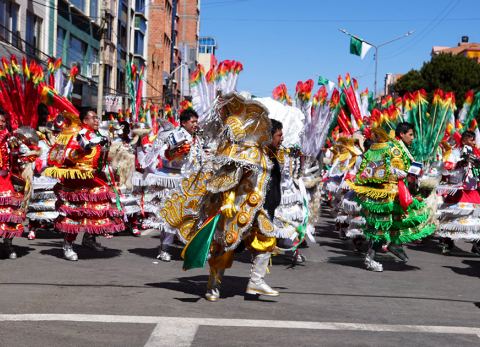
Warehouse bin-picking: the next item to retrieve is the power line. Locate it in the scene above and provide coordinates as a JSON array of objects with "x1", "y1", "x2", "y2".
[
  {"x1": 201, "y1": 16, "x2": 479, "y2": 23},
  {"x1": 30, "y1": 0, "x2": 101, "y2": 19},
  {"x1": 382, "y1": 0, "x2": 461, "y2": 60},
  {"x1": 0, "y1": 23, "x2": 117, "y2": 96},
  {"x1": 202, "y1": 0, "x2": 251, "y2": 8}
]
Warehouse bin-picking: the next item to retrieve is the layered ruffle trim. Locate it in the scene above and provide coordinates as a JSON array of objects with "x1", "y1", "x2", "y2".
[
  {"x1": 342, "y1": 197, "x2": 361, "y2": 213},
  {"x1": 281, "y1": 191, "x2": 302, "y2": 205},
  {"x1": 26, "y1": 211, "x2": 59, "y2": 221},
  {"x1": 435, "y1": 229, "x2": 480, "y2": 240},
  {"x1": 44, "y1": 167, "x2": 94, "y2": 180},
  {"x1": 364, "y1": 222, "x2": 436, "y2": 244},
  {"x1": 32, "y1": 176, "x2": 58, "y2": 190},
  {"x1": 132, "y1": 172, "x2": 182, "y2": 188},
  {"x1": 437, "y1": 217, "x2": 480, "y2": 233},
  {"x1": 58, "y1": 205, "x2": 123, "y2": 218},
  {"x1": 56, "y1": 187, "x2": 116, "y2": 202},
  {"x1": 0, "y1": 194, "x2": 23, "y2": 207},
  {"x1": 350, "y1": 216, "x2": 366, "y2": 227},
  {"x1": 124, "y1": 205, "x2": 141, "y2": 216},
  {"x1": 365, "y1": 209, "x2": 429, "y2": 232},
  {"x1": 348, "y1": 181, "x2": 397, "y2": 200},
  {"x1": 0, "y1": 223, "x2": 24, "y2": 238},
  {"x1": 28, "y1": 200, "x2": 56, "y2": 211},
  {"x1": 31, "y1": 191, "x2": 57, "y2": 201},
  {"x1": 276, "y1": 205, "x2": 304, "y2": 223},
  {"x1": 324, "y1": 181, "x2": 340, "y2": 194},
  {"x1": 0, "y1": 210, "x2": 25, "y2": 224},
  {"x1": 55, "y1": 218, "x2": 124, "y2": 234},
  {"x1": 346, "y1": 228, "x2": 364, "y2": 238},
  {"x1": 357, "y1": 197, "x2": 423, "y2": 214},
  {"x1": 437, "y1": 185, "x2": 463, "y2": 195}
]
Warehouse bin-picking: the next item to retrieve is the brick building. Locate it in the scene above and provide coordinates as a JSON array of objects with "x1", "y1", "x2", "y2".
[
  {"x1": 146, "y1": 0, "x2": 199, "y2": 106},
  {"x1": 177, "y1": 0, "x2": 200, "y2": 99}
]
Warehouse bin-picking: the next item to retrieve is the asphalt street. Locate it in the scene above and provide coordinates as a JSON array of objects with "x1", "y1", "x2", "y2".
[{"x1": 0, "y1": 209, "x2": 479, "y2": 346}]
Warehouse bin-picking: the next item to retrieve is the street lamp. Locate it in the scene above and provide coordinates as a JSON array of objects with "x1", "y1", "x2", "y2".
[
  {"x1": 166, "y1": 62, "x2": 188, "y2": 106},
  {"x1": 339, "y1": 29, "x2": 414, "y2": 96}
]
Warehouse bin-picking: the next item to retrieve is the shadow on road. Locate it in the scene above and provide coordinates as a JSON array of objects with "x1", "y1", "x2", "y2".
[
  {"x1": 444, "y1": 260, "x2": 480, "y2": 279},
  {"x1": 146, "y1": 274, "x2": 260, "y2": 301},
  {"x1": 1, "y1": 244, "x2": 35, "y2": 259},
  {"x1": 405, "y1": 237, "x2": 480, "y2": 258},
  {"x1": 38, "y1": 241, "x2": 122, "y2": 260},
  {"x1": 326, "y1": 249, "x2": 421, "y2": 272},
  {"x1": 128, "y1": 245, "x2": 183, "y2": 260}
]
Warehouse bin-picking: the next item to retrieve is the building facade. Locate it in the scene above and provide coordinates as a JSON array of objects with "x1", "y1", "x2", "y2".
[
  {"x1": 0, "y1": 0, "x2": 49, "y2": 61},
  {"x1": 1, "y1": 1, "x2": 151, "y2": 112},
  {"x1": 198, "y1": 36, "x2": 216, "y2": 70},
  {"x1": 50, "y1": 0, "x2": 102, "y2": 108},
  {"x1": 432, "y1": 36, "x2": 480, "y2": 63},
  {"x1": 177, "y1": 0, "x2": 200, "y2": 99},
  {"x1": 146, "y1": 0, "x2": 199, "y2": 107}
]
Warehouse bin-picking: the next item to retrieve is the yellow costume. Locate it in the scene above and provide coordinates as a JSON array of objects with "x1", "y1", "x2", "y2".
[{"x1": 161, "y1": 92, "x2": 293, "y2": 300}]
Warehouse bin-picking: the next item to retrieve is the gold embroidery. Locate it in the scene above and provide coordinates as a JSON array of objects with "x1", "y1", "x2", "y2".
[
  {"x1": 225, "y1": 231, "x2": 238, "y2": 245},
  {"x1": 247, "y1": 192, "x2": 261, "y2": 206},
  {"x1": 237, "y1": 212, "x2": 250, "y2": 226}
]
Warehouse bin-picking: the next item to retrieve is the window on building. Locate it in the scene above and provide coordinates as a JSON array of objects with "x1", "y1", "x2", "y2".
[
  {"x1": 105, "y1": 14, "x2": 113, "y2": 41},
  {"x1": 56, "y1": 26, "x2": 66, "y2": 59},
  {"x1": 0, "y1": 0, "x2": 20, "y2": 48},
  {"x1": 70, "y1": 0, "x2": 86, "y2": 12},
  {"x1": 26, "y1": 12, "x2": 42, "y2": 57},
  {"x1": 135, "y1": 0, "x2": 145, "y2": 14},
  {"x1": 91, "y1": 48, "x2": 99, "y2": 63},
  {"x1": 117, "y1": 68, "x2": 125, "y2": 94},
  {"x1": 198, "y1": 37, "x2": 216, "y2": 55},
  {"x1": 0, "y1": 1, "x2": 5, "y2": 42},
  {"x1": 135, "y1": 16, "x2": 147, "y2": 33},
  {"x1": 58, "y1": 0, "x2": 70, "y2": 20},
  {"x1": 134, "y1": 31, "x2": 144, "y2": 55},
  {"x1": 118, "y1": 23, "x2": 127, "y2": 48},
  {"x1": 68, "y1": 35, "x2": 87, "y2": 72},
  {"x1": 104, "y1": 65, "x2": 112, "y2": 94},
  {"x1": 10, "y1": 1, "x2": 18, "y2": 48},
  {"x1": 118, "y1": 50, "x2": 127, "y2": 71},
  {"x1": 165, "y1": 0, "x2": 172, "y2": 16},
  {"x1": 120, "y1": 4, "x2": 128, "y2": 22},
  {"x1": 90, "y1": 0, "x2": 98, "y2": 17}
]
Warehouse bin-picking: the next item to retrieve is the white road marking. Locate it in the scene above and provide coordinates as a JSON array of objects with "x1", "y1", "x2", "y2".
[
  {"x1": 144, "y1": 322, "x2": 198, "y2": 347},
  {"x1": 140, "y1": 229, "x2": 157, "y2": 236},
  {"x1": 0, "y1": 314, "x2": 479, "y2": 346}
]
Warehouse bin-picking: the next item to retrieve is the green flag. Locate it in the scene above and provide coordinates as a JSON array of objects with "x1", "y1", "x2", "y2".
[
  {"x1": 349, "y1": 37, "x2": 372, "y2": 59},
  {"x1": 318, "y1": 76, "x2": 335, "y2": 91},
  {"x1": 181, "y1": 214, "x2": 221, "y2": 270}
]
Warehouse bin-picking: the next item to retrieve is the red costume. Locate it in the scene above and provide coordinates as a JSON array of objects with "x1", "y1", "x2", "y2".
[{"x1": 0, "y1": 129, "x2": 25, "y2": 238}]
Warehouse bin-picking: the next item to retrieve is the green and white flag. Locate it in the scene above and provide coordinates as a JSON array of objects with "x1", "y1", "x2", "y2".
[
  {"x1": 317, "y1": 76, "x2": 336, "y2": 91},
  {"x1": 350, "y1": 36, "x2": 372, "y2": 59}
]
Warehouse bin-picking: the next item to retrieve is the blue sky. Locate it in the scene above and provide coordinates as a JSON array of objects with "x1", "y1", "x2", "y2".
[{"x1": 200, "y1": 0, "x2": 480, "y2": 97}]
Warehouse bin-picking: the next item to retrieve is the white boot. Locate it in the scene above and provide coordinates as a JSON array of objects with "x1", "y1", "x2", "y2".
[
  {"x1": 364, "y1": 249, "x2": 383, "y2": 272},
  {"x1": 246, "y1": 252, "x2": 279, "y2": 296},
  {"x1": 4, "y1": 238, "x2": 17, "y2": 259},
  {"x1": 63, "y1": 240, "x2": 78, "y2": 261},
  {"x1": 205, "y1": 268, "x2": 224, "y2": 302}
]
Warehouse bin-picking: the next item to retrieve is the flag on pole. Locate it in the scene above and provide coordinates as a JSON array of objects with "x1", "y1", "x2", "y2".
[
  {"x1": 181, "y1": 213, "x2": 221, "y2": 270},
  {"x1": 349, "y1": 37, "x2": 372, "y2": 59},
  {"x1": 317, "y1": 76, "x2": 335, "y2": 91}
]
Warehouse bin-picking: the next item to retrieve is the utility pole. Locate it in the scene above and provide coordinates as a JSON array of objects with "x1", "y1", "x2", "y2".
[
  {"x1": 96, "y1": 0, "x2": 106, "y2": 118},
  {"x1": 169, "y1": 0, "x2": 178, "y2": 106},
  {"x1": 339, "y1": 29, "x2": 414, "y2": 97}
]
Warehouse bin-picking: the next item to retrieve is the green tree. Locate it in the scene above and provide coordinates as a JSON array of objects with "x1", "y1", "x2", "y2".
[{"x1": 394, "y1": 53, "x2": 480, "y2": 108}]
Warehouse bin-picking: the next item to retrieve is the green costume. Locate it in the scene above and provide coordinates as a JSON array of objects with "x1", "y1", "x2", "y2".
[{"x1": 349, "y1": 139, "x2": 435, "y2": 244}]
